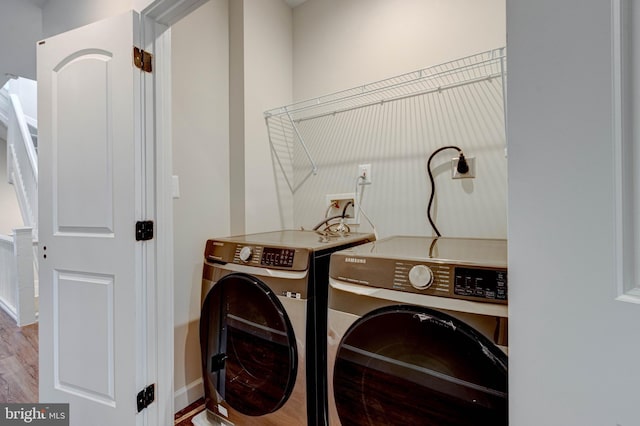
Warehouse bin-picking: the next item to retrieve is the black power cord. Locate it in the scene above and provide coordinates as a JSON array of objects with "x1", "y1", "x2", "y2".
[
  {"x1": 427, "y1": 145, "x2": 469, "y2": 237},
  {"x1": 341, "y1": 200, "x2": 353, "y2": 218}
]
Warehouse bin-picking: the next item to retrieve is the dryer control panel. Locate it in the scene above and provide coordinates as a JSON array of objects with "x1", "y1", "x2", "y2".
[
  {"x1": 329, "y1": 236, "x2": 508, "y2": 304},
  {"x1": 454, "y1": 267, "x2": 507, "y2": 301},
  {"x1": 330, "y1": 254, "x2": 507, "y2": 304},
  {"x1": 204, "y1": 240, "x2": 310, "y2": 271}
]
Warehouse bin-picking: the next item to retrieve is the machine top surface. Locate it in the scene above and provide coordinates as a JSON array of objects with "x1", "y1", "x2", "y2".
[
  {"x1": 205, "y1": 230, "x2": 375, "y2": 271},
  {"x1": 211, "y1": 230, "x2": 376, "y2": 252},
  {"x1": 339, "y1": 235, "x2": 507, "y2": 268}
]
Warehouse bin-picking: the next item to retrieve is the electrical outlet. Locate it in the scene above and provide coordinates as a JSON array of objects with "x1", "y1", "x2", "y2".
[
  {"x1": 358, "y1": 164, "x2": 372, "y2": 185},
  {"x1": 325, "y1": 193, "x2": 358, "y2": 224},
  {"x1": 451, "y1": 156, "x2": 476, "y2": 179}
]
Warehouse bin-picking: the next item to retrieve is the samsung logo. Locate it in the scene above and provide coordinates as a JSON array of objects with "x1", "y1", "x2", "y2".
[{"x1": 345, "y1": 257, "x2": 366, "y2": 264}]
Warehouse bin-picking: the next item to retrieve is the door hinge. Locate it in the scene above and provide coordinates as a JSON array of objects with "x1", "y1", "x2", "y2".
[
  {"x1": 137, "y1": 383, "x2": 155, "y2": 413},
  {"x1": 210, "y1": 353, "x2": 227, "y2": 372},
  {"x1": 136, "y1": 221, "x2": 154, "y2": 241},
  {"x1": 133, "y1": 46, "x2": 153, "y2": 73}
]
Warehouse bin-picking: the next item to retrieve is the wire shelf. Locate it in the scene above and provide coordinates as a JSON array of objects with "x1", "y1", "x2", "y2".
[{"x1": 265, "y1": 47, "x2": 506, "y2": 193}]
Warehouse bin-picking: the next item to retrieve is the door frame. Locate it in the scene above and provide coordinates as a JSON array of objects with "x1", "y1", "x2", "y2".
[{"x1": 139, "y1": 0, "x2": 209, "y2": 422}]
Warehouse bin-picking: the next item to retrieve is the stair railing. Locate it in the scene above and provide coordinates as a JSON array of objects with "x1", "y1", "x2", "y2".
[
  {"x1": 0, "y1": 87, "x2": 9, "y2": 128},
  {"x1": 6, "y1": 93, "x2": 38, "y2": 239},
  {"x1": 1, "y1": 84, "x2": 39, "y2": 326}
]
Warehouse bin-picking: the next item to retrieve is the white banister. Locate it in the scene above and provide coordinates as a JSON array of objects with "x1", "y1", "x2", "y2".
[
  {"x1": 6, "y1": 93, "x2": 38, "y2": 238},
  {"x1": 0, "y1": 86, "x2": 9, "y2": 126},
  {"x1": 0, "y1": 228, "x2": 36, "y2": 326}
]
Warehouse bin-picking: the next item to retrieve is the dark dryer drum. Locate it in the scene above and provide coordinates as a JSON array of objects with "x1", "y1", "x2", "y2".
[
  {"x1": 199, "y1": 230, "x2": 374, "y2": 426},
  {"x1": 327, "y1": 236, "x2": 508, "y2": 426}
]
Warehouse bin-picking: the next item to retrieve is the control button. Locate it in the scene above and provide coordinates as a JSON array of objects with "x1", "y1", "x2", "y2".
[
  {"x1": 239, "y1": 246, "x2": 253, "y2": 262},
  {"x1": 409, "y1": 265, "x2": 434, "y2": 290}
]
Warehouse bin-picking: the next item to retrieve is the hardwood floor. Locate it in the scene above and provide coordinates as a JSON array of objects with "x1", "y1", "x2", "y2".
[
  {"x1": 0, "y1": 308, "x2": 200, "y2": 423},
  {"x1": 0, "y1": 307, "x2": 38, "y2": 402},
  {"x1": 174, "y1": 398, "x2": 205, "y2": 425}
]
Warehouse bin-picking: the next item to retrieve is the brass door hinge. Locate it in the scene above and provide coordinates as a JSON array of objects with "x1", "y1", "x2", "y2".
[{"x1": 133, "y1": 47, "x2": 153, "y2": 73}]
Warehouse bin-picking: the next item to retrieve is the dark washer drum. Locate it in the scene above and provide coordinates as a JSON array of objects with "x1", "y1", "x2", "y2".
[
  {"x1": 333, "y1": 305, "x2": 508, "y2": 426},
  {"x1": 200, "y1": 273, "x2": 297, "y2": 416}
]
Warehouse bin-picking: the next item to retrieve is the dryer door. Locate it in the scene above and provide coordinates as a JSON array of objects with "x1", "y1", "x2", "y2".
[
  {"x1": 333, "y1": 305, "x2": 507, "y2": 426},
  {"x1": 200, "y1": 272, "x2": 297, "y2": 416}
]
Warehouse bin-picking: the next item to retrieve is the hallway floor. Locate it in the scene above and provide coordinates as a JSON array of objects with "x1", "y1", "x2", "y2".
[
  {"x1": 0, "y1": 307, "x2": 203, "y2": 423},
  {"x1": 0, "y1": 307, "x2": 38, "y2": 402}
]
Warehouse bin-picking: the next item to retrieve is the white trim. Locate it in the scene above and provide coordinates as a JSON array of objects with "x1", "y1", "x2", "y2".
[
  {"x1": 142, "y1": 0, "x2": 209, "y2": 26},
  {"x1": 174, "y1": 378, "x2": 204, "y2": 412},
  {"x1": 149, "y1": 20, "x2": 175, "y2": 426},
  {"x1": 136, "y1": 1, "x2": 203, "y2": 423},
  {"x1": 612, "y1": 0, "x2": 624, "y2": 298},
  {"x1": 135, "y1": 1, "x2": 205, "y2": 423},
  {"x1": 611, "y1": 0, "x2": 640, "y2": 303},
  {"x1": 0, "y1": 296, "x2": 17, "y2": 322}
]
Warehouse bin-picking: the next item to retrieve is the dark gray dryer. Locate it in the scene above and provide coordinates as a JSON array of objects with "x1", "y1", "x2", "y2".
[{"x1": 199, "y1": 230, "x2": 374, "y2": 426}]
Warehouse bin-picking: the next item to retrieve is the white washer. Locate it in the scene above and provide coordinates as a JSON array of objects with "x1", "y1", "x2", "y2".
[
  {"x1": 327, "y1": 236, "x2": 508, "y2": 426},
  {"x1": 199, "y1": 230, "x2": 374, "y2": 426}
]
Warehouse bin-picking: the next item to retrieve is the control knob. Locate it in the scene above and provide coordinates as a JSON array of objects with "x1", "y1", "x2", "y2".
[
  {"x1": 239, "y1": 246, "x2": 253, "y2": 263},
  {"x1": 409, "y1": 265, "x2": 434, "y2": 290}
]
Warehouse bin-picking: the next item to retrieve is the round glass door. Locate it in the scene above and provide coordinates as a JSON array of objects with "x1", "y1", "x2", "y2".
[
  {"x1": 333, "y1": 305, "x2": 507, "y2": 426},
  {"x1": 200, "y1": 273, "x2": 297, "y2": 416}
]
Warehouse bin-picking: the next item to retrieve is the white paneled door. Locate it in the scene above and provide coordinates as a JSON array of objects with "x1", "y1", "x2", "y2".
[{"x1": 37, "y1": 11, "x2": 156, "y2": 426}]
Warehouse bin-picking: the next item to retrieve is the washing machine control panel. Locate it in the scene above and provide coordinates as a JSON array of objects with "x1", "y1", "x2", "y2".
[
  {"x1": 330, "y1": 254, "x2": 507, "y2": 304},
  {"x1": 205, "y1": 240, "x2": 309, "y2": 271}
]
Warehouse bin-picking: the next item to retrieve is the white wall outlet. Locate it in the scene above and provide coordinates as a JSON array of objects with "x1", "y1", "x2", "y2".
[
  {"x1": 358, "y1": 164, "x2": 372, "y2": 184},
  {"x1": 325, "y1": 193, "x2": 358, "y2": 224},
  {"x1": 451, "y1": 156, "x2": 476, "y2": 179}
]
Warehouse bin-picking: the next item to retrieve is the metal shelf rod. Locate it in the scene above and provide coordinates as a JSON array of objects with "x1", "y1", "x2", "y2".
[
  {"x1": 293, "y1": 72, "x2": 502, "y2": 124},
  {"x1": 264, "y1": 47, "x2": 505, "y2": 120}
]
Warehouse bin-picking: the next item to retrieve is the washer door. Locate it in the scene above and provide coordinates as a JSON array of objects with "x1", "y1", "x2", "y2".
[
  {"x1": 333, "y1": 305, "x2": 507, "y2": 426},
  {"x1": 200, "y1": 273, "x2": 297, "y2": 416}
]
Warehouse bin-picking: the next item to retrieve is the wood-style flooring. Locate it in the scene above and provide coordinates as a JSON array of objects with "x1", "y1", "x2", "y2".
[
  {"x1": 0, "y1": 308, "x2": 203, "y2": 424},
  {"x1": 174, "y1": 398, "x2": 205, "y2": 425},
  {"x1": 0, "y1": 307, "x2": 38, "y2": 402}
]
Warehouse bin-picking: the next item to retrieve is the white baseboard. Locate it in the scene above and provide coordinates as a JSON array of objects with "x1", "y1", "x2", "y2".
[
  {"x1": 174, "y1": 378, "x2": 204, "y2": 412},
  {"x1": 0, "y1": 296, "x2": 17, "y2": 323}
]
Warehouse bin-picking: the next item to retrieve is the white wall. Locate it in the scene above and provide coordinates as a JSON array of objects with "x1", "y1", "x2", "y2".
[
  {"x1": 507, "y1": 0, "x2": 640, "y2": 424},
  {"x1": 0, "y1": 0, "x2": 42, "y2": 87},
  {"x1": 293, "y1": 0, "x2": 506, "y2": 100},
  {"x1": 40, "y1": 0, "x2": 192, "y2": 37},
  {"x1": 285, "y1": 0, "x2": 506, "y2": 238},
  {"x1": 242, "y1": 0, "x2": 294, "y2": 233},
  {"x1": 171, "y1": 0, "x2": 230, "y2": 409},
  {"x1": 228, "y1": 0, "x2": 245, "y2": 235},
  {"x1": 41, "y1": 0, "x2": 132, "y2": 37}
]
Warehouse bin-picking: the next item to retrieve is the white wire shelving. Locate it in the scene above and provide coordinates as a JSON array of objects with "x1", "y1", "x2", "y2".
[{"x1": 264, "y1": 47, "x2": 506, "y2": 193}]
